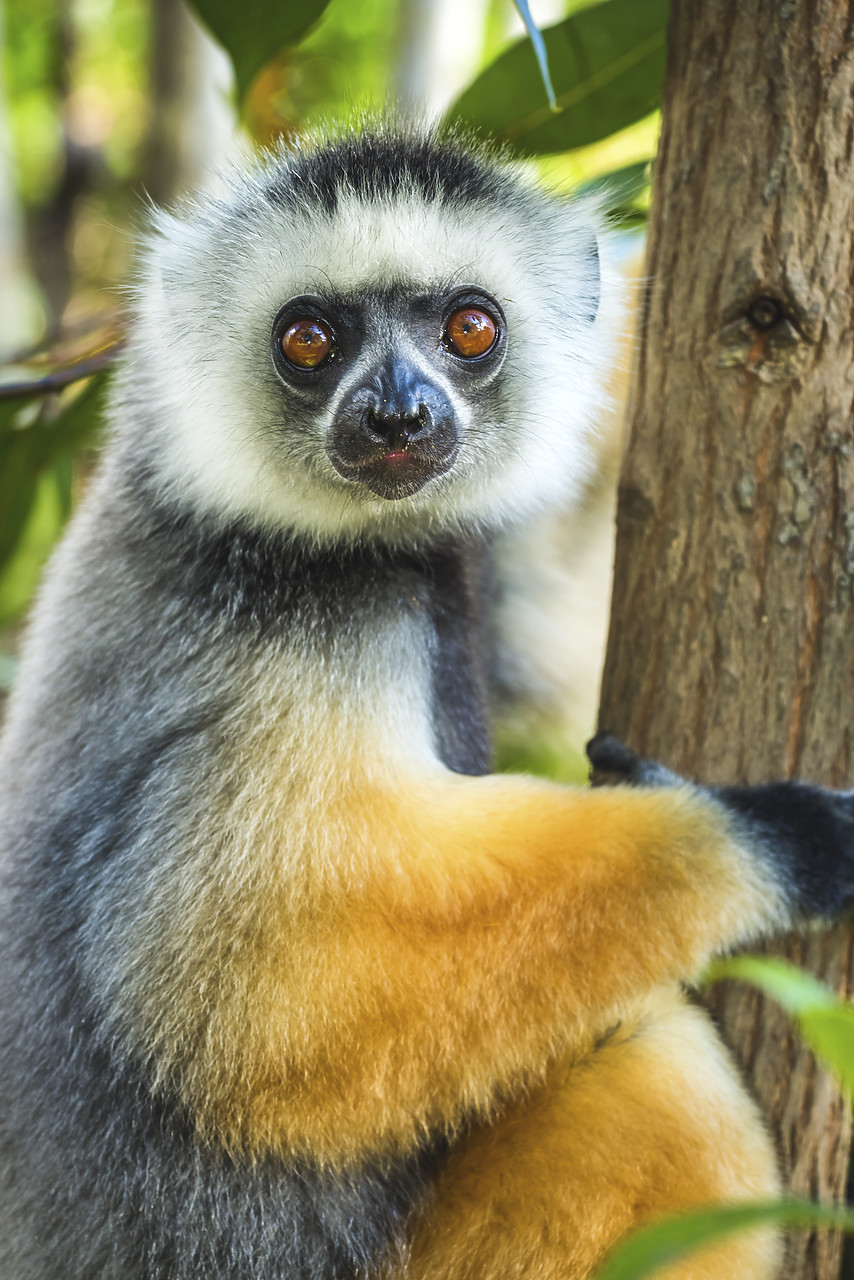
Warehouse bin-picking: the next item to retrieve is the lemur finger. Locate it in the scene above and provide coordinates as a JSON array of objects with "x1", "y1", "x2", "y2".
[
  {"x1": 715, "y1": 782, "x2": 854, "y2": 919},
  {"x1": 586, "y1": 733, "x2": 682, "y2": 789},
  {"x1": 586, "y1": 732, "x2": 639, "y2": 779}
]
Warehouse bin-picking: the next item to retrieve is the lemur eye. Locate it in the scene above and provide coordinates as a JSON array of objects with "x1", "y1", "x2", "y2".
[
  {"x1": 445, "y1": 307, "x2": 497, "y2": 359},
  {"x1": 281, "y1": 318, "x2": 333, "y2": 368}
]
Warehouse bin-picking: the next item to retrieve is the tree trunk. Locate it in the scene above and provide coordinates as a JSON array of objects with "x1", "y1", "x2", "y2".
[
  {"x1": 144, "y1": 0, "x2": 236, "y2": 206},
  {"x1": 597, "y1": 4, "x2": 854, "y2": 1278}
]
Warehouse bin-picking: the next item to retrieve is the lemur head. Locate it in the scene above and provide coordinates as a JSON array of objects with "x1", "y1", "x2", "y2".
[{"x1": 120, "y1": 124, "x2": 612, "y2": 545}]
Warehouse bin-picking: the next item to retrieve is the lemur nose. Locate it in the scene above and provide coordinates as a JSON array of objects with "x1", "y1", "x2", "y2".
[{"x1": 363, "y1": 406, "x2": 432, "y2": 449}]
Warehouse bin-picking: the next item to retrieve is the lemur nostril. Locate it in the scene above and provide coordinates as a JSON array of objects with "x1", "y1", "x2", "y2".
[{"x1": 364, "y1": 407, "x2": 431, "y2": 448}]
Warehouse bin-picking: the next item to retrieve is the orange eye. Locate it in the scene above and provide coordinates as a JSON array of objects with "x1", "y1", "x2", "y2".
[
  {"x1": 281, "y1": 318, "x2": 333, "y2": 368},
  {"x1": 445, "y1": 307, "x2": 497, "y2": 359}
]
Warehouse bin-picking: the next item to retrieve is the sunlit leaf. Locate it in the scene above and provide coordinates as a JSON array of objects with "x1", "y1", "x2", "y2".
[
  {"x1": 705, "y1": 955, "x2": 839, "y2": 1013},
  {"x1": 188, "y1": 0, "x2": 334, "y2": 101},
  {"x1": 0, "y1": 460, "x2": 68, "y2": 624},
  {"x1": 447, "y1": 0, "x2": 667, "y2": 156},
  {"x1": 495, "y1": 729, "x2": 589, "y2": 785},
  {"x1": 706, "y1": 955, "x2": 854, "y2": 1097},
  {"x1": 595, "y1": 1200, "x2": 854, "y2": 1280},
  {"x1": 0, "y1": 373, "x2": 108, "y2": 619}
]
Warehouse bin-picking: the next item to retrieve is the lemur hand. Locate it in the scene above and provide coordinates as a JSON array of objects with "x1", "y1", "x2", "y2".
[
  {"x1": 587, "y1": 732, "x2": 681, "y2": 788},
  {"x1": 587, "y1": 732, "x2": 854, "y2": 920}
]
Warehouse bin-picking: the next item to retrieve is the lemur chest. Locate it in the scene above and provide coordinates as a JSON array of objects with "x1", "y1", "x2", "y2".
[
  {"x1": 278, "y1": 537, "x2": 495, "y2": 778},
  {"x1": 174, "y1": 518, "x2": 495, "y2": 777}
]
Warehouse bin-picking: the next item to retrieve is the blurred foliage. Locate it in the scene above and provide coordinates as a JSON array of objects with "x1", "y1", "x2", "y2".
[
  {"x1": 578, "y1": 158, "x2": 651, "y2": 227},
  {"x1": 4, "y1": 0, "x2": 65, "y2": 206},
  {"x1": 4, "y1": 0, "x2": 149, "y2": 203},
  {"x1": 495, "y1": 723, "x2": 590, "y2": 786},
  {"x1": 0, "y1": 348, "x2": 113, "y2": 624}
]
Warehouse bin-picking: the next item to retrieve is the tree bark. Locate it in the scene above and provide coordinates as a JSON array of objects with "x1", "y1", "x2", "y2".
[{"x1": 597, "y1": 4, "x2": 854, "y2": 1278}]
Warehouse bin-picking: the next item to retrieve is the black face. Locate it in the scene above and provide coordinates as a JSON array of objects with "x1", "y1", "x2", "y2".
[{"x1": 270, "y1": 287, "x2": 507, "y2": 500}]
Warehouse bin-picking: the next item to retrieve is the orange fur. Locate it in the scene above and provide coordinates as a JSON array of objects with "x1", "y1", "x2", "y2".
[
  {"x1": 129, "y1": 762, "x2": 785, "y2": 1166},
  {"x1": 396, "y1": 989, "x2": 782, "y2": 1280}
]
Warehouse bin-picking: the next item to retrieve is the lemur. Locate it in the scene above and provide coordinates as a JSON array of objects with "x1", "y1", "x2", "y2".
[{"x1": 1, "y1": 122, "x2": 852, "y2": 1280}]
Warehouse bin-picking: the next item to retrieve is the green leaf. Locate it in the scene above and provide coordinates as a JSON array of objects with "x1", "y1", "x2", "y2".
[
  {"x1": 0, "y1": 459, "x2": 69, "y2": 624},
  {"x1": 187, "y1": 0, "x2": 334, "y2": 100},
  {"x1": 577, "y1": 159, "x2": 651, "y2": 226},
  {"x1": 0, "y1": 419, "x2": 39, "y2": 571},
  {"x1": 577, "y1": 158, "x2": 649, "y2": 203},
  {"x1": 44, "y1": 372, "x2": 109, "y2": 457},
  {"x1": 447, "y1": 0, "x2": 668, "y2": 156},
  {"x1": 705, "y1": 955, "x2": 854, "y2": 1097},
  {"x1": 512, "y1": 0, "x2": 557, "y2": 111},
  {"x1": 0, "y1": 373, "x2": 107, "y2": 618},
  {"x1": 595, "y1": 1200, "x2": 854, "y2": 1280},
  {"x1": 705, "y1": 955, "x2": 839, "y2": 1013},
  {"x1": 495, "y1": 730, "x2": 589, "y2": 786}
]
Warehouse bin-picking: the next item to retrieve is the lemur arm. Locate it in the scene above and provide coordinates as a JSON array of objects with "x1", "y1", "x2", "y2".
[
  {"x1": 588, "y1": 731, "x2": 854, "y2": 919},
  {"x1": 171, "y1": 747, "x2": 854, "y2": 1168}
]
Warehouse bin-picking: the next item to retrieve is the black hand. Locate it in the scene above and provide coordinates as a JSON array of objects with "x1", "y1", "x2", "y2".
[
  {"x1": 716, "y1": 781, "x2": 854, "y2": 919},
  {"x1": 586, "y1": 733, "x2": 682, "y2": 788}
]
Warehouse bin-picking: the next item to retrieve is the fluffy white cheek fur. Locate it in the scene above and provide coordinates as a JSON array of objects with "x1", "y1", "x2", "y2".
[{"x1": 124, "y1": 192, "x2": 616, "y2": 541}]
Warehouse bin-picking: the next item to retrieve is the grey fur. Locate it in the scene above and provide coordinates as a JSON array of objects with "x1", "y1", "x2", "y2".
[{"x1": 0, "y1": 460, "x2": 449, "y2": 1279}]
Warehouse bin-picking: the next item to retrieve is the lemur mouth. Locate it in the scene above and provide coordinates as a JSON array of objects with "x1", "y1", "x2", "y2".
[{"x1": 327, "y1": 441, "x2": 458, "y2": 501}]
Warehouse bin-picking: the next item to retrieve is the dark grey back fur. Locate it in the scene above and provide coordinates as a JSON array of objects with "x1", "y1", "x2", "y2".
[{"x1": 0, "y1": 456, "x2": 479, "y2": 1278}]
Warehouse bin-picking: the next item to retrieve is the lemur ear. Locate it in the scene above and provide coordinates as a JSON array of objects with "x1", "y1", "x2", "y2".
[
  {"x1": 555, "y1": 211, "x2": 601, "y2": 326},
  {"x1": 583, "y1": 230, "x2": 600, "y2": 325}
]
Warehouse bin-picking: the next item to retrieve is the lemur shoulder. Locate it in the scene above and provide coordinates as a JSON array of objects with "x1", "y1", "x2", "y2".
[{"x1": 1, "y1": 123, "x2": 853, "y2": 1280}]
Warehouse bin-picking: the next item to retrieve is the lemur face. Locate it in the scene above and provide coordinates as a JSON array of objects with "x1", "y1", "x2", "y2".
[
  {"x1": 122, "y1": 130, "x2": 611, "y2": 543},
  {"x1": 269, "y1": 284, "x2": 507, "y2": 501}
]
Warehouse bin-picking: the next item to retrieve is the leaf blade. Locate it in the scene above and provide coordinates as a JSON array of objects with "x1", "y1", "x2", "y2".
[
  {"x1": 595, "y1": 1200, "x2": 854, "y2": 1280},
  {"x1": 447, "y1": 0, "x2": 668, "y2": 156},
  {"x1": 187, "y1": 0, "x2": 334, "y2": 100},
  {"x1": 705, "y1": 954, "x2": 854, "y2": 1096}
]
